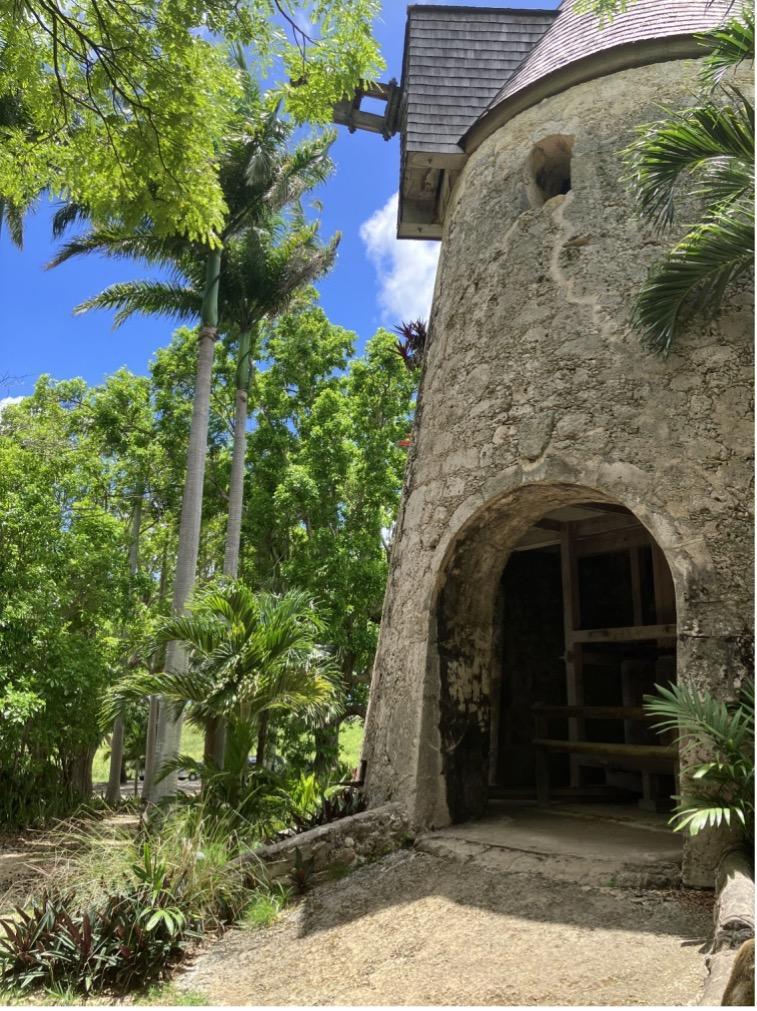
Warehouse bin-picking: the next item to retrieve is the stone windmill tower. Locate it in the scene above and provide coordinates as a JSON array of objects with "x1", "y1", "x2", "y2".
[{"x1": 341, "y1": 0, "x2": 753, "y2": 886}]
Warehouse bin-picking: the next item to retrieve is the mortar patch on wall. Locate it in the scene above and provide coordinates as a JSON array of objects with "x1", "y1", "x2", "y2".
[{"x1": 519, "y1": 411, "x2": 556, "y2": 461}]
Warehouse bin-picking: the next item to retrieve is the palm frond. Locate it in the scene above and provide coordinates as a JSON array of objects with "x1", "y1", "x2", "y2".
[
  {"x1": 698, "y1": 7, "x2": 755, "y2": 89},
  {"x1": 625, "y1": 91, "x2": 754, "y2": 228},
  {"x1": 50, "y1": 202, "x2": 89, "y2": 239},
  {"x1": 644, "y1": 680, "x2": 753, "y2": 752},
  {"x1": 48, "y1": 228, "x2": 193, "y2": 272},
  {"x1": 631, "y1": 197, "x2": 754, "y2": 355},
  {"x1": 0, "y1": 198, "x2": 24, "y2": 249},
  {"x1": 74, "y1": 280, "x2": 202, "y2": 328}
]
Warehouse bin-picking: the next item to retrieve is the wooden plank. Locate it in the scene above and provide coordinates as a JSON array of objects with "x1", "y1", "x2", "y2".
[
  {"x1": 570, "y1": 623, "x2": 676, "y2": 644},
  {"x1": 560, "y1": 525, "x2": 583, "y2": 786},
  {"x1": 514, "y1": 518, "x2": 651, "y2": 555},
  {"x1": 624, "y1": 546, "x2": 645, "y2": 747},
  {"x1": 572, "y1": 514, "x2": 641, "y2": 538},
  {"x1": 535, "y1": 518, "x2": 562, "y2": 531},
  {"x1": 532, "y1": 704, "x2": 653, "y2": 721},
  {"x1": 533, "y1": 739, "x2": 677, "y2": 762},
  {"x1": 574, "y1": 526, "x2": 651, "y2": 557},
  {"x1": 582, "y1": 649, "x2": 647, "y2": 666}
]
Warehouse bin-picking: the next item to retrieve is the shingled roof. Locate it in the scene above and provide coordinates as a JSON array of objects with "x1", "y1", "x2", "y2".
[
  {"x1": 402, "y1": 5, "x2": 557, "y2": 157},
  {"x1": 463, "y1": 0, "x2": 734, "y2": 149},
  {"x1": 397, "y1": 0, "x2": 734, "y2": 239}
]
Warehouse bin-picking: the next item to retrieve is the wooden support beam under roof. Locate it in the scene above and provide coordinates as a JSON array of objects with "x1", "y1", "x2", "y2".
[{"x1": 513, "y1": 511, "x2": 647, "y2": 553}]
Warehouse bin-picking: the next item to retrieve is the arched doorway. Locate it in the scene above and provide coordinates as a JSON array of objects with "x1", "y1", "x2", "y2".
[{"x1": 435, "y1": 486, "x2": 678, "y2": 824}]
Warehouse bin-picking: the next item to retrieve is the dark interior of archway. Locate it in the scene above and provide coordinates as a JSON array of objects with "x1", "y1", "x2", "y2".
[{"x1": 490, "y1": 502, "x2": 677, "y2": 811}]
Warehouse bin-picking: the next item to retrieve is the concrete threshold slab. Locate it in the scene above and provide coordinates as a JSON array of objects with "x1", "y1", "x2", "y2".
[{"x1": 418, "y1": 804, "x2": 683, "y2": 887}]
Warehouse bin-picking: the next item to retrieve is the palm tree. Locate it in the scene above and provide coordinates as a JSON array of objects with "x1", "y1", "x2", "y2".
[
  {"x1": 644, "y1": 676, "x2": 754, "y2": 847},
  {"x1": 50, "y1": 97, "x2": 337, "y2": 797},
  {"x1": 102, "y1": 584, "x2": 340, "y2": 806},
  {"x1": 0, "y1": 95, "x2": 29, "y2": 248},
  {"x1": 624, "y1": 6, "x2": 754, "y2": 355}
]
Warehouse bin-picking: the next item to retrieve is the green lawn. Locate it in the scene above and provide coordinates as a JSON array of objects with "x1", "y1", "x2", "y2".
[
  {"x1": 92, "y1": 723, "x2": 205, "y2": 784},
  {"x1": 93, "y1": 720, "x2": 363, "y2": 784},
  {"x1": 338, "y1": 717, "x2": 364, "y2": 769}
]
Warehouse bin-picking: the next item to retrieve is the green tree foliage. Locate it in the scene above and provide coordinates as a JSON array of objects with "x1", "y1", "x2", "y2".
[
  {"x1": 242, "y1": 308, "x2": 416, "y2": 768},
  {"x1": 0, "y1": 380, "x2": 132, "y2": 819},
  {"x1": 0, "y1": 1, "x2": 382, "y2": 240}
]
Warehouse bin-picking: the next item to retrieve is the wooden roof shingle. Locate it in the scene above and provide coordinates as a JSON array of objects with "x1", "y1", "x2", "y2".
[
  {"x1": 402, "y1": 5, "x2": 557, "y2": 155},
  {"x1": 488, "y1": 0, "x2": 734, "y2": 110}
]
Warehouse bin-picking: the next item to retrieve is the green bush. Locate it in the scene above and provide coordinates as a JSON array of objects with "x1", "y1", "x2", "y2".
[{"x1": 0, "y1": 853, "x2": 193, "y2": 996}]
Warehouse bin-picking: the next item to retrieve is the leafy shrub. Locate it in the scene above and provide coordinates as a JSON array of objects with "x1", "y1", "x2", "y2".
[
  {"x1": 287, "y1": 774, "x2": 365, "y2": 834},
  {"x1": 0, "y1": 849, "x2": 193, "y2": 995}
]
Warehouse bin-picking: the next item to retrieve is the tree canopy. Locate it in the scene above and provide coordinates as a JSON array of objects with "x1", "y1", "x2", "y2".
[{"x1": 0, "y1": 1, "x2": 382, "y2": 241}]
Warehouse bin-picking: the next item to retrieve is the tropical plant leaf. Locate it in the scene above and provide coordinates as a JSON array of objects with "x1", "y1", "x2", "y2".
[{"x1": 631, "y1": 198, "x2": 754, "y2": 356}]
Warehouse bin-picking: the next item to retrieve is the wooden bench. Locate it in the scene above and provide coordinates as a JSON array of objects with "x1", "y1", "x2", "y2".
[{"x1": 532, "y1": 704, "x2": 677, "y2": 805}]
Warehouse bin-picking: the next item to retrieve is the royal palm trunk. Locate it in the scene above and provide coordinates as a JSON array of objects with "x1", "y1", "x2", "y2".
[
  {"x1": 203, "y1": 327, "x2": 255, "y2": 769},
  {"x1": 106, "y1": 489, "x2": 143, "y2": 805},
  {"x1": 147, "y1": 247, "x2": 222, "y2": 802}
]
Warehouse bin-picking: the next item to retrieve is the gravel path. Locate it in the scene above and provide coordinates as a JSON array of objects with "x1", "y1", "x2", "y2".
[{"x1": 177, "y1": 849, "x2": 713, "y2": 1006}]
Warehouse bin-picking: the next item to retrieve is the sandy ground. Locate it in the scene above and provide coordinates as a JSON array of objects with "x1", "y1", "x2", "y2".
[{"x1": 176, "y1": 848, "x2": 713, "y2": 1006}]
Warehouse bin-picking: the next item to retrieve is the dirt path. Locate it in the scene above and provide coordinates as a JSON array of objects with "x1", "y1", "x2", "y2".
[{"x1": 177, "y1": 849, "x2": 713, "y2": 1006}]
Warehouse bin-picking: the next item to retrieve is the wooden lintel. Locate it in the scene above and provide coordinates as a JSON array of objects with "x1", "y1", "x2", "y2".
[
  {"x1": 570, "y1": 623, "x2": 676, "y2": 644},
  {"x1": 513, "y1": 523, "x2": 650, "y2": 555}
]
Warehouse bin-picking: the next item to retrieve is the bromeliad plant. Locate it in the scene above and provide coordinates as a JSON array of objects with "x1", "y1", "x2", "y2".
[{"x1": 644, "y1": 676, "x2": 754, "y2": 846}]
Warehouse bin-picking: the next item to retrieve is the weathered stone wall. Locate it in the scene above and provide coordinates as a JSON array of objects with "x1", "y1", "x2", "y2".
[
  {"x1": 361, "y1": 58, "x2": 753, "y2": 886},
  {"x1": 253, "y1": 804, "x2": 411, "y2": 886}
]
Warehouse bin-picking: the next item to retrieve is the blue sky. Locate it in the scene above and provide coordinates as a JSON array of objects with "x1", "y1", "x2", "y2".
[{"x1": 0, "y1": 0, "x2": 558, "y2": 399}]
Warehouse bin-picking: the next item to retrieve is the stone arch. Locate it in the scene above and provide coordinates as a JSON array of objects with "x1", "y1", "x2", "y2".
[{"x1": 427, "y1": 480, "x2": 681, "y2": 824}]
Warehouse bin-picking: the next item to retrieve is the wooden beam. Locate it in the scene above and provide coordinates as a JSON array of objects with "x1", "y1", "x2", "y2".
[
  {"x1": 575, "y1": 503, "x2": 632, "y2": 515},
  {"x1": 514, "y1": 515, "x2": 651, "y2": 554},
  {"x1": 624, "y1": 546, "x2": 645, "y2": 746},
  {"x1": 629, "y1": 547, "x2": 643, "y2": 626},
  {"x1": 570, "y1": 623, "x2": 676, "y2": 644},
  {"x1": 533, "y1": 739, "x2": 677, "y2": 762},
  {"x1": 574, "y1": 527, "x2": 651, "y2": 557},
  {"x1": 560, "y1": 525, "x2": 583, "y2": 786},
  {"x1": 572, "y1": 514, "x2": 645, "y2": 538},
  {"x1": 532, "y1": 704, "x2": 653, "y2": 721},
  {"x1": 535, "y1": 518, "x2": 562, "y2": 531}
]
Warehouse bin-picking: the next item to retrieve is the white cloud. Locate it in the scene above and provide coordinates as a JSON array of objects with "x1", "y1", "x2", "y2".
[
  {"x1": 0, "y1": 395, "x2": 23, "y2": 415},
  {"x1": 360, "y1": 192, "x2": 440, "y2": 323}
]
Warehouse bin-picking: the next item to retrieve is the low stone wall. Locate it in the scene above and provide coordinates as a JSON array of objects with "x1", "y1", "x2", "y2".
[
  {"x1": 252, "y1": 803, "x2": 412, "y2": 886},
  {"x1": 701, "y1": 849, "x2": 755, "y2": 1006}
]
